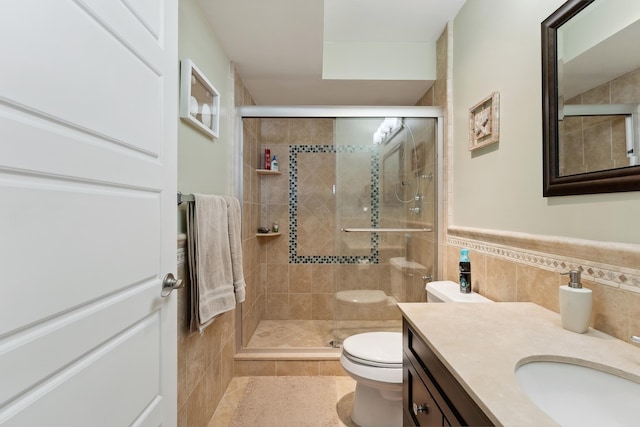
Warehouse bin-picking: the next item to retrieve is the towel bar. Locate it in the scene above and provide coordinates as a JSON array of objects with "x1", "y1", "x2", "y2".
[{"x1": 177, "y1": 192, "x2": 195, "y2": 205}]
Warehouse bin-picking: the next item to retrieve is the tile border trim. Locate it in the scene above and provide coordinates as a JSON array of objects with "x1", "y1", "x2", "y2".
[
  {"x1": 288, "y1": 144, "x2": 380, "y2": 264},
  {"x1": 447, "y1": 227, "x2": 640, "y2": 293}
]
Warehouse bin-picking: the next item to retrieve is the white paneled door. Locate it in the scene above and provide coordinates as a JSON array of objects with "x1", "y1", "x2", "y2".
[{"x1": 0, "y1": 0, "x2": 178, "y2": 425}]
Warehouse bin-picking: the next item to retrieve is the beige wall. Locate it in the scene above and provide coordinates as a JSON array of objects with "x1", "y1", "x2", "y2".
[
  {"x1": 445, "y1": 0, "x2": 640, "y2": 343},
  {"x1": 452, "y1": 0, "x2": 640, "y2": 245}
]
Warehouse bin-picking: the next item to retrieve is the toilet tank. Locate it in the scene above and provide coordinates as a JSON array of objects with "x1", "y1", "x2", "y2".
[{"x1": 426, "y1": 281, "x2": 493, "y2": 303}]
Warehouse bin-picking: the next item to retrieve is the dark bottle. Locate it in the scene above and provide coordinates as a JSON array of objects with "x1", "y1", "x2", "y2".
[{"x1": 459, "y1": 248, "x2": 471, "y2": 293}]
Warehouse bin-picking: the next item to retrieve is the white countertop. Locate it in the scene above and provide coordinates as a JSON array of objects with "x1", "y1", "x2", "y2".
[{"x1": 398, "y1": 302, "x2": 640, "y2": 427}]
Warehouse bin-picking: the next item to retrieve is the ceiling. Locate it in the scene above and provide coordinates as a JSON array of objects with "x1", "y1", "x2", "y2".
[{"x1": 196, "y1": 0, "x2": 466, "y2": 106}]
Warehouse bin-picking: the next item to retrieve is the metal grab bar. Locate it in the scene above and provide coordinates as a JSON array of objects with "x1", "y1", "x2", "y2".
[{"x1": 341, "y1": 227, "x2": 432, "y2": 233}]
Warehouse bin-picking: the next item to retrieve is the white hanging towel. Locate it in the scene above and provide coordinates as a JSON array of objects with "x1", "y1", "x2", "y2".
[{"x1": 187, "y1": 194, "x2": 246, "y2": 333}]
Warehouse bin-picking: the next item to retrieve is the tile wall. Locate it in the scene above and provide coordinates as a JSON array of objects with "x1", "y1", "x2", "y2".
[
  {"x1": 249, "y1": 115, "x2": 440, "y2": 327},
  {"x1": 257, "y1": 118, "x2": 341, "y2": 323},
  {"x1": 176, "y1": 68, "x2": 257, "y2": 427},
  {"x1": 240, "y1": 114, "x2": 265, "y2": 346},
  {"x1": 409, "y1": 26, "x2": 448, "y2": 288},
  {"x1": 443, "y1": 229, "x2": 640, "y2": 343},
  {"x1": 177, "y1": 236, "x2": 235, "y2": 427}
]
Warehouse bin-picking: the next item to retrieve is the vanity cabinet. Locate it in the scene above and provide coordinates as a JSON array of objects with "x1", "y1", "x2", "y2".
[{"x1": 403, "y1": 319, "x2": 493, "y2": 426}]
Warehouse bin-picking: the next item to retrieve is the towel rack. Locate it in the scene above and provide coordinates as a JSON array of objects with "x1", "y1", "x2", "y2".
[
  {"x1": 177, "y1": 192, "x2": 195, "y2": 205},
  {"x1": 341, "y1": 227, "x2": 432, "y2": 233}
]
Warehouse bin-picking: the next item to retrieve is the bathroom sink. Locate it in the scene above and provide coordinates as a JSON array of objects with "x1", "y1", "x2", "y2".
[{"x1": 515, "y1": 360, "x2": 640, "y2": 426}]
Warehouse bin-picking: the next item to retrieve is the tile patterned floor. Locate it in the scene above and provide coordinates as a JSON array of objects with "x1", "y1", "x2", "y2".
[
  {"x1": 224, "y1": 319, "x2": 402, "y2": 426},
  {"x1": 246, "y1": 320, "x2": 334, "y2": 348},
  {"x1": 208, "y1": 376, "x2": 358, "y2": 427}
]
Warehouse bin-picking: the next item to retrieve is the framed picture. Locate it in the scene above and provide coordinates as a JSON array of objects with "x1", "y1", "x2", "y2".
[
  {"x1": 468, "y1": 92, "x2": 499, "y2": 151},
  {"x1": 180, "y1": 58, "x2": 220, "y2": 138}
]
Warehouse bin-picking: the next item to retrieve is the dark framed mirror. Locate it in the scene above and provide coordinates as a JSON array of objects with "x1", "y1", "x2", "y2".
[{"x1": 542, "y1": 0, "x2": 640, "y2": 196}]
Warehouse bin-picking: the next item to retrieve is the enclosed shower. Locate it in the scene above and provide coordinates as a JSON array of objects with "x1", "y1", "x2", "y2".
[{"x1": 237, "y1": 106, "x2": 442, "y2": 353}]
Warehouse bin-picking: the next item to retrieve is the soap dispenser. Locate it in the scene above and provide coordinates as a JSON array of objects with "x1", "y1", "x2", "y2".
[{"x1": 559, "y1": 270, "x2": 592, "y2": 333}]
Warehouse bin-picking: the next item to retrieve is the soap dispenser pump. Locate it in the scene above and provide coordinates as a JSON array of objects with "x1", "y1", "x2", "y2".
[{"x1": 559, "y1": 270, "x2": 592, "y2": 333}]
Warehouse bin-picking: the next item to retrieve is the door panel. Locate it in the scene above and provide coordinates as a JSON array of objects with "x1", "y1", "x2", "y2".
[
  {"x1": 0, "y1": 105, "x2": 161, "y2": 189},
  {"x1": 0, "y1": 282, "x2": 159, "y2": 407},
  {"x1": 0, "y1": 0, "x2": 177, "y2": 424},
  {"x1": 1, "y1": 313, "x2": 161, "y2": 427},
  {"x1": 1, "y1": 183, "x2": 160, "y2": 334},
  {"x1": 122, "y1": 0, "x2": 162, "y2": 39},
  {"x1": 0, "y1": 0, "x2": 163, "y2": 155}
]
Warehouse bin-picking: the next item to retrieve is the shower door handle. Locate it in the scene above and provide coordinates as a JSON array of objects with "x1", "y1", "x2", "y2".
[{"x1": 341, "y1": 227, "x2": 432, "y2": 233}]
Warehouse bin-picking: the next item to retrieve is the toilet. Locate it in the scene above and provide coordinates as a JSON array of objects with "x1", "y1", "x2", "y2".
[
  {"x1": 340, "y1": 331, "x2": 403, "y2": 427},
  {"x1": 340, "y1": 280, "x2": 492, "y2": 427}
]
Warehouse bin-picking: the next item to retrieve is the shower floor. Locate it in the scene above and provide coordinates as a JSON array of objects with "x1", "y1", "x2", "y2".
[{"x1": 245, "y1": 319, "x2": 402, "y2": 349}]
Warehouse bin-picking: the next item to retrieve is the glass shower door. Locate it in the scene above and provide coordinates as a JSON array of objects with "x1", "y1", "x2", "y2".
[
  {"x1": 238, "y1": 108, "x2": 440, "y2": 352},
  {"x1": 331, "y1": 117, "x2": 437, "y2": 346}
]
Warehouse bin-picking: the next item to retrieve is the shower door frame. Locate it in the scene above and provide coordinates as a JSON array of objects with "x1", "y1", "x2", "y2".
[{"x1": 233, "y1": 106, "x2": 444, "y2": 357}]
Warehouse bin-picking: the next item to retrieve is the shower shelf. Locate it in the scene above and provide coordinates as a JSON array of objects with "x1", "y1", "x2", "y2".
[
  {"x1": 256, "y1": 169, "x2": 281, "y2": 175},
  {"x1": 256, "y1": 232, "x2": 281, "y2": 237}
]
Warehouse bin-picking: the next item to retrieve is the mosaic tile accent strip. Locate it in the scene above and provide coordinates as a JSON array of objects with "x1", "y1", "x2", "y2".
[
  {"x1": 447, "y1": 236, "x2": 640, "y2": 292},
  {"x1": 289, "y1": 144, "x2": 380, "y2": 264}
]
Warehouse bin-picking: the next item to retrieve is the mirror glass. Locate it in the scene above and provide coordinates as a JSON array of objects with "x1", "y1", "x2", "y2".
[{"x1": 542, "y1": 0, "x2": 640, "y2": 196}]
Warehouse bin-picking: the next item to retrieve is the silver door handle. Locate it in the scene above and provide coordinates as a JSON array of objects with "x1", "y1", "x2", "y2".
[{"x1": 161, "y1": 273, "x2": 184, "y2": 297}]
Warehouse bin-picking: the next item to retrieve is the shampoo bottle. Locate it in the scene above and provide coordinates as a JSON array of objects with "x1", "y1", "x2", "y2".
[
  {"x1": 264, "y1": 149, "x2": 271, "y2": 170},
  {"x1": 459, "y1": 248, "x2": 471, "y2": 293},
  {"x1": 271, "y1": 155, "x2": 279, "y2": 172},
  {"x1": 559, "y1": 270, "x2": 592, "y2": 333}
]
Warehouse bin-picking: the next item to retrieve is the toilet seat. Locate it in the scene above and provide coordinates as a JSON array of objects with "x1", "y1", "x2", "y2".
[{"x1": 342, "y1": 332, "x2": 402, "y2": 368}]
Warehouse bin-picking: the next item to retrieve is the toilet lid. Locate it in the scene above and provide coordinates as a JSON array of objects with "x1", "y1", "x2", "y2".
[{"x1": 342, "y1": 332, "x2": 402, "y2": 366}]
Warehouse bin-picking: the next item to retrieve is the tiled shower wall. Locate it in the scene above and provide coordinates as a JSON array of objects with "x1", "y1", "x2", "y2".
[
  {"x1": 242, "y1": 115, "x2": 441, "y2": 329},
  {"x1": 240, "y1": 121, "x2": 264, "y2": 345},
  {"x1": 258, "y1": 119, "x2": 341, "y2": 324},
  {"x1": 560, "y1": 67, "x2": 640, "y2": 175}
]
